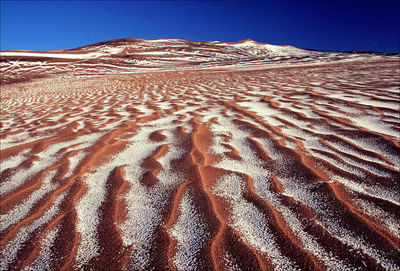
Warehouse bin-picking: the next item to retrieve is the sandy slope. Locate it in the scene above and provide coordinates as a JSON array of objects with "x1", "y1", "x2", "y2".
[{"x1": 0, "y1": 39, "x2": 399, "y2": 270}]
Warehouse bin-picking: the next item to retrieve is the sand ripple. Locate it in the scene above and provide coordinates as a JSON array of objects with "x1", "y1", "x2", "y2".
[{"x1": 1, "y1": 47, "x2": 399, "y2": 270}]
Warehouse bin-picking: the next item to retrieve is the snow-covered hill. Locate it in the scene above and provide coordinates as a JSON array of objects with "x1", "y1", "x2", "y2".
[{"x1": 1, "y1": 38, "x2": 394, "y2": 84}]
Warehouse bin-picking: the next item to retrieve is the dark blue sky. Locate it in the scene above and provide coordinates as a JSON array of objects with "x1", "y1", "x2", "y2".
[{"x1": 1, "y1": 1, "x2": 399, "y2": 53}]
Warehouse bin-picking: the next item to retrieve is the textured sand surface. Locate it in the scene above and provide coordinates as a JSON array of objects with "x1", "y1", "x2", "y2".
[{"x1": 1, "y1": 39, "x2": 399, "y2": 270}]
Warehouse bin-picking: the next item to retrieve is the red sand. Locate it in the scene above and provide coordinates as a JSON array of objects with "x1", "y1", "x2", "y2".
[{"x1": 1, "y1": 39, "x2": 399, "y2": 271}]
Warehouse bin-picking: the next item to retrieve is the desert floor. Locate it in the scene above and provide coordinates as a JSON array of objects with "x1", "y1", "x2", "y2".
[{"x1": 1, "y1": 58, "x2": 399, "y2": 270}]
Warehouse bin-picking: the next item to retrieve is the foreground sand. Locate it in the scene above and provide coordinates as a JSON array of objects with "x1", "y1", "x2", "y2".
[{"x1": 1, "y1": 40, "x2": 400, "y2": 270}]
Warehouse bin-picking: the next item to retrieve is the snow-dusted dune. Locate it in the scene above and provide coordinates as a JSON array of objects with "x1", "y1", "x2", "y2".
[
  {"x1": 1, "y1": 39, "x2": 399, "y2": 270},
  {"x1": 1, "y1": 38, "x2": 390, "y2": 85}
]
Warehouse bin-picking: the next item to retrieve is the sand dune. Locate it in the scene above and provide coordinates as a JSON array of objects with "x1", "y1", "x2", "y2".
[{"x1": 1, "y1": 39, "x2": 399, "y2": 270}]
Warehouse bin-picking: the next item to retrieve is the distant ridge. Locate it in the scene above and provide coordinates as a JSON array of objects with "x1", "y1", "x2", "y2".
[{"x1": 1, "y1": 38, "x2": 398, "y2": 85}]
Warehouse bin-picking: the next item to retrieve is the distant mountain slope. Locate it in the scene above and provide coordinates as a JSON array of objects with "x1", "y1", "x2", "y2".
[{"x1": 1, "y1": 38, "x2": 398, "y2": 84}]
